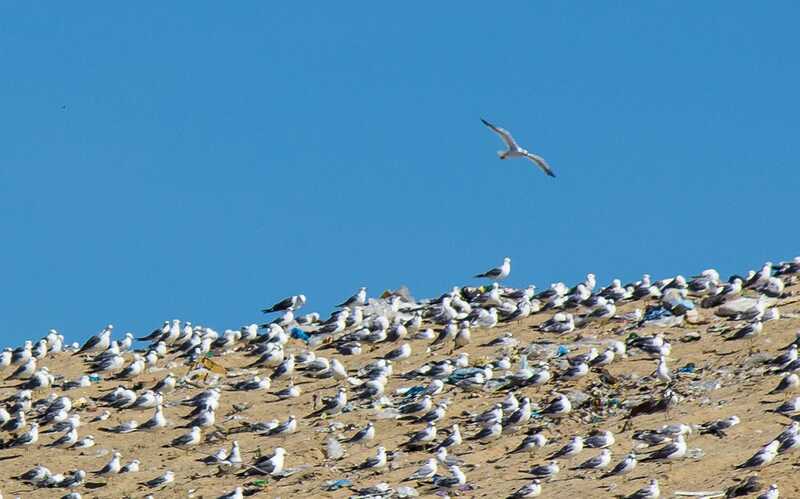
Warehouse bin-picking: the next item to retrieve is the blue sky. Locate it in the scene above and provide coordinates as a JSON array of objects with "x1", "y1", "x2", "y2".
[{"x1": 1, "y1": 3, "x2": 798, "y2": 345}]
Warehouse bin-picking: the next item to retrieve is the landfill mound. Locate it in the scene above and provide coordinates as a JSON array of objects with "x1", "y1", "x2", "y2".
[{"x1": 0, "y1": 261, "x2": 799, "y2": 498}]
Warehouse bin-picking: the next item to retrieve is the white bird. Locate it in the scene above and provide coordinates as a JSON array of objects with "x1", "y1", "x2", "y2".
[
  {"x1": 626, "y1": 479, "x2": 660, "y2": 499},
  {"x1": 120, "y1": 459, "x2": 141, "y2": 473},
  {"x1": 585, "y1": 430, "x2": 615, "y2": 449},
  {"x1": 94, "y1": 451, "x2": 122, "y2": 476},
  {"x1": 432, "y1": 464, "x2": 467, "y2": 488},
  {"x1": 602, "y1": 452, "x2": 637, "y2": 478},
  {"x1": 217, "y1": 487, "x2": 244, "y2": 499},
  {"x1": 249, "y1": 447, "x2": 286, "y2": 476},
  {"x1": 654, "y1": 356, "x2": 671, "y2": 384},
  {"x1": 137, "y1": 405, "x2": 167, "y2": 431},
  {"x1": 71, "y1": 435, "x2": 96, "y2": 449},
  {"x1": 548, "y1": 436, "x2": 583, "y2": 459},
  {"x1": 74, "y1": 325, "x2": 113, "y2": 356},
  {"x1": 142, "y1": 470, "x2": 174, "y2": 488},
  {"x1": 47, "y1": 427, "x2": 79, "y2": 448},
  {"x1": 541, "y1": 393, "x2": 571, "y2": 418},
  {"x1": 263, "y1": 294, "x2": 306, "y2": 313},
  {"x1": 481, "y1": 118, "x2": 556, "y2": 177},
  {"x1": 406, "y1": 457, "x2": 437, "y2": 481},
  {"x1": 171, "y1": 426, "x2": 202, "y2": 448},
  {"x1": 509, "y1": 480, "x2": 542, "y2": 498},
  {"x1": 736, "y1": 440, "x2": 779, "y2": 469},
  {"x1": 573, "y1": 449, "x2": 612, "y2": 470},
  {"x1": 641, "y1": 434, "x2": 687, "y2": 462},
  {"x1": 474, "y1": 257, "x2": 512, "y2": 282},
  {"x1": 8, "y1": 422, "x2": 39, "y2": 447},
  {"x1": 528, "y1": 460, "x2": 559, "y2": 480},
  {"x1": 358, "y1": 446, "x2": 387, "y2": 470},
  {"x1": 337, "y1": 287, "x2": 367, "y2": 308},
  {"x1": 757, "y1": 484, "x2": 780, "y2": 499},
  {"x1": 5, "y1": 357, "x2": 36, "y2": 380},
  {"x1": 510, "y1": 433, "x2": 548, "y2": 455}
]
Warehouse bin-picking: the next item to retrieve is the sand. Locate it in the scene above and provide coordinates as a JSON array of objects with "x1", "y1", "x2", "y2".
[{"x1": 1, "y1": 284, "x2": 799, "y2": 498}]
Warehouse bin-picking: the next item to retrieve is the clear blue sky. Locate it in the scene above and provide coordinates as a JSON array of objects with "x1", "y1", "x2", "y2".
[{"x1": 1, "y1": 3, "x2": 798, "y2": 346}]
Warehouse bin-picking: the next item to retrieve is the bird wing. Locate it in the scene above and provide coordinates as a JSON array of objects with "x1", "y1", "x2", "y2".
[
  {"x1": 524, "y1": 153, "x2": 556, "y2": 177},
  {"x1": 78, "y1": 335, "x2": 101, "y2": 353},
  {"x1": 264, "y1": 297, "x2": 292, "y2": 313},
  {"x1": 481, "y1": 118, "x2": 518, "y2": 149}
]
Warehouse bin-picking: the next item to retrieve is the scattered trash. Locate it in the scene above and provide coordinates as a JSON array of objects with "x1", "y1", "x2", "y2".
[
  {"x1": 291, "y1": 327, "x2": 311, "y2": 343},
  {"x1": 678, "y1": 363, "x2": 696, "y2": 374},
  {"x1": 324, "y1": 479, "x2": 352, "y2": 491},
  {"x1": 556, "y1": 345, "x2": 569, "y2": 357}
]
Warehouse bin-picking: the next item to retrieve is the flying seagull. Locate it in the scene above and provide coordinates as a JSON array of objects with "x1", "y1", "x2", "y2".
[{"x1": 481, "y1": 118, "x2": 555, "y2": 177}]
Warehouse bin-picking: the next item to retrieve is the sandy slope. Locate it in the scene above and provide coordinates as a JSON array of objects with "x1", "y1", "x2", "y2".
[{"x1": 1, "y1": 286, "x2": 799, "y2": 499}]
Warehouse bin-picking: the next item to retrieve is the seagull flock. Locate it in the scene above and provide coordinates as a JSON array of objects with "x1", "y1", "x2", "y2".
[{"x1": 0, "y1": 255, "x2": 798, "y2": 497}]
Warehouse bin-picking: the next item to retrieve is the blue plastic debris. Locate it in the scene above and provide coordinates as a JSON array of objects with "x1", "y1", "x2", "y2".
[
  {"x1": 643, "y1": 306, "x2": 673, "y2": 322},
  {"x1": 325, "y1": 479, "x2": 352, "y2": 491},
  {"x1": 447, "y1": 367, "x2": 484, "y2": 384},
  {"x1": 290, "y1": 327, "x2": 311, "y2": 343},
  {"x1": 678, "y1": 363, "x2": 696, "y2": 374},
  {"x1": 89, "y1": 374, "x2": 101, "y2": 383},
  {"x1": 403, "y1": 386, "x2": 426, "y2": 398},
  {"x1": 556, "y1": 345, "x2": 569, "y2": 357}
]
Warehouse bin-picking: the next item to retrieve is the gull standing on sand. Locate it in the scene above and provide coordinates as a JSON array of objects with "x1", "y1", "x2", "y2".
[
  {"x1": 74, "y1": 325, "x2": 113, "y2": 356},
  {"x1": 481, "y1": 118, "x2": 556, "y2": 177},
  {"x1": 142, "y1": 470, "x2": 174, "y2": 488},
  {"x1": 625, "y1": 479, "x2": 660, "y2": 499},
  {"x1": 509, "y1": 480, "x2": 542, "y2": 498},
  {"x1": 601, "y1": 453, "x2": 637, "y2": 478}
]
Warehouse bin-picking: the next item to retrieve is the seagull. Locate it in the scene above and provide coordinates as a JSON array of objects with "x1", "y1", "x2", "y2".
[
  {"x1": 601, "y1": 452, "x2": 637, "y2": 478},
  {"x1": 218, "y1": 487, "x2": 244, "y2": 499},
  {"x1": 509, "y1": 433, "x2": 548, "y2": 455},
  {"x1": 94, "y1": 451, "x2": 122, "y2": 476},
  {"x1": 699, "y1": 416, "x2": 740, "y2": 438},
  {"x1": 432, "y1": 465, "x2": 467, "y2": 489},
  {"x1": 475, "y1": 257, "x2": 512, "y2": 282},
  {"x1": 528, "y1": 460, "x2": 559, "y2": 480},
  {"x1": 572, "y1": 449, "x2": 612, "y2": 470},
  {"x1": 625, "y1": 479, "x2": 660, "y2": 499},
  {"x1": 262, "y1": 294, "x2": 306, "y2": 313},
  {"x1": 141, "y1": 470, "x2": 175, "y2": 488},
  {"x1": 541, "y1": 393, "x2": 572, "y2": 418},
  {"x1": 16, "y1": 464, "x2": 51, "y2": 484},
  {"x1": 265, "y1": 415, "x2": 297, "y2": 437},
  {"x1": 357, "y1": 446, "x2": 387, "y2": 470},
  {"x1": 104, "y1": 420, "x2": 139, "y2": 434},
  {"x1": 436, "y1": 424, "x2": 462, "y2": 449},
  {"x1": 344, "y1": 422, "x2": 375, "y2": 446},
  {"x1": 509, "y1": 480, "x2": 542, "y2": 498},
  {"x1": 406, "y1": 457, "x2": 437, "y2": 481},
  {"x1": 74, "y1": 325, "x2": 113, "y2": 356},
  {"x1": 7, "y1": 422, "x2": 39, "y2": 447},
  {"x1": 769, "y1": 374, "x2": 799, "y2": 395},
  {"x1": 120, "y1": 459, "x2": 140, "y2": 473},
  {"x1": 337, "y1": 287, "x2": 367, "y2": 308},
  {"x1": 403, "y1": 422, "x2": 438, "y2": 448},
  {"x1": 641, "y1": 434, "x2": 686, "y2": 462},
  {"x1": 248, "y1": 447, "x2": 287, "y2": 476},
  {"x1": 170, "y1": 426, "x2": 202, "y2": 448},
  {"x1": 71, "y1": 435, "x2": 96, "y2": 449},
  {"x1": 548, "y1": 436, "x2": 583, "y2": 459},
  {"x1": 481, "y1": 118, "x2": 556, "y2": 177},
  {"x1": 585, "y1": 430, "x2": 615, "y2": 449},
  {"x1": 137, "y1": 405, "x2": 168, "y2": 431},
  {"x1": 47, "y1": 427, "x2": 79, "y2": 448},
  {"x1": 736, "y1": 440, "x2": 779, "y2": 469},
  {"x1": 757, "y1": 484, "x2": 780, "y2": 499}
]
